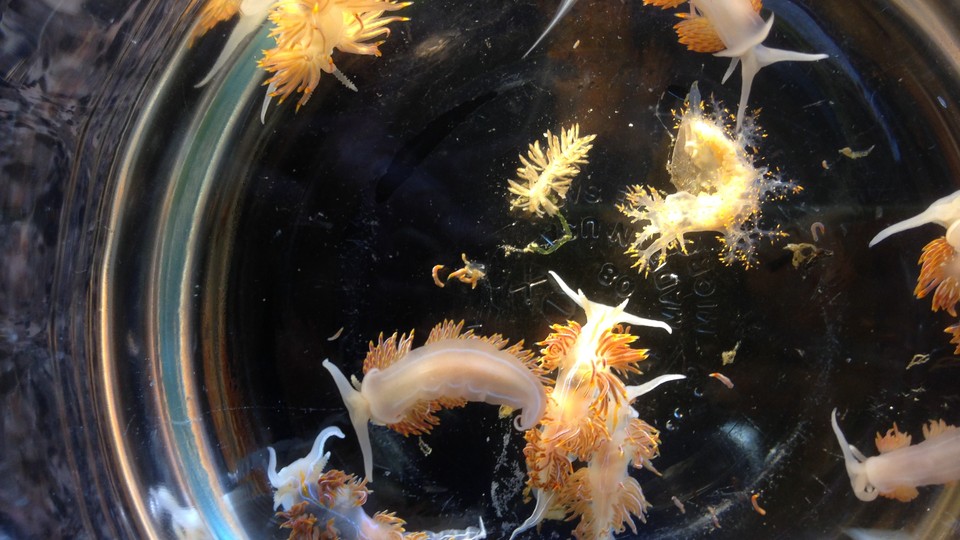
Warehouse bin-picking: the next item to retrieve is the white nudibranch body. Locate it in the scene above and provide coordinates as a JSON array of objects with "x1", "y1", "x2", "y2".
[
  {"x1": 323, "y1": 321, "x2": 546, "y2": 481},
  {"x1": 267, "y1": 426, "x2": 345, "y2": 510},
  {"x1": 831, "y1": 409, "x2": 960, "y2": 502},
  {"x1": 869, "y1": 189, "x2": 960, "y2": 249},
  {"x1": 690, "y1": 0, "x2": 828, "y2": 131}
]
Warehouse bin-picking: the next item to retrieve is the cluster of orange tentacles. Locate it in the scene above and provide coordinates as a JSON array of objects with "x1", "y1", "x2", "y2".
[{"x1": 914, "y1": 236, "x2": 960, "y2": 353}]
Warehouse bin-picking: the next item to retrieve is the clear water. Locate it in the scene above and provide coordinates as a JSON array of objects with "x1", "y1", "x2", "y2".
[{"x1": 3, "y1": 0, "x2": 960, "y2": 538}]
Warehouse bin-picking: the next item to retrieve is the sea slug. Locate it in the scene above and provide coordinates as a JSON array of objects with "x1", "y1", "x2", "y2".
[
  {"x1": 323, "y1": 320, "x2": 545, "y2": 481},
  {"x1": 618, "y1": 82, "x2": 797, "y2": 273},
  {"x1": 645, "y1": 0, "x2": 827, "y2": 131},
  {"x1": 508, "y1": 124, "x2": 596, "y2": 219},
  {"x1": 870, "y1": 190, "x2": 960, "y2": 250},
  {"x1": 831, "y1": 410, "x2": 960, "y2": 502},
  {"x1": 258, "y1": 0, "x2": 410, "y2": 119},
  {"x1": 271, "y1": 430, "x2": 486, "y2": 539},
  {"x1": 267, "y1": 426, "x2": 345, "y2": 510},
  {"x1": 870, "y1": 190, "x2": 960, "y2": 351},
  {"x1": 513, "y1": 271, "x2": 684, "y2": 540}
]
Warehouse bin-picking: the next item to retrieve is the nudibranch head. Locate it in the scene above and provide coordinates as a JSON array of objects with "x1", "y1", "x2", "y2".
[
  {"x1": 518, "y1": 274, "x2": 681, "y2": 539},
  {"x1": 830, "y1": 409, "x2": 879, "y2": 502},
  {"x1": 548, "y1": 270, "x2": 673, "y2": 334},
  {"x1": 870, "y1": 189, "x2": 960, "y2": 249},
  {"x1": 267, "y1": 426, "x2": 346, "y2": 510},
  {"x1": 647, "y1": 0, "x2": 827, "y2": 132}
]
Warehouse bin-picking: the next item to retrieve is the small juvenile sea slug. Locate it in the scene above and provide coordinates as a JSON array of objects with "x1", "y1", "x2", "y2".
[
  {"x1": 618, "y1": 82, "x2": 797, "y2": 273},
  {"x1": 508, "y1": 124, "x2": 596, "y2": 219},
  {"x1": 504, "y1": 124, "x2": 597, "y2": 255}
]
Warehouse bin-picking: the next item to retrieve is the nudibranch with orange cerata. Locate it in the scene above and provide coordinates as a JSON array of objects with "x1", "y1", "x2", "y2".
[
  {"x1": 512, "y1": 271, "x2": 684, "y2": 540},
  {"x1": 870, "y1": 189, "x2": 960, "y2": 352},
  {"x1": 618, "y1": 82, "x2": 799, "y2": 274},
  {"x1": 508, "y1": 124, "x2": 596, "y2": 219},
  {"x1": 644, "y1": 0, "x2": 828, "y2": 131},
  {"x1": 258, "y1": 0, "x2": 411, "y2": 121},
  {"x1": 322, "y1": 319, "x2": 547, "y2": 482},
  {"x1": 831, "y1": 410, "x2": 960, "y2": 503}
]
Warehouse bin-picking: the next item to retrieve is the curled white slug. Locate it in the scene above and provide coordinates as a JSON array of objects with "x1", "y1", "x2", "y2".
[{"x1": 831, "y1": 409, "x2": 960, "y2": 502}]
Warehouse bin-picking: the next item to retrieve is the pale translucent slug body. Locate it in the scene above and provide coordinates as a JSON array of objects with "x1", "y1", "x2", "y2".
[
  {"x1": 513, "y1": 272, "x2": 682, "y2": 540},
  {"x1": 831, "y1": 410, "x2": 960, "y2": 502},
  {"x1": 323, "y1": 324, "x2": 545, "y2": 481}
]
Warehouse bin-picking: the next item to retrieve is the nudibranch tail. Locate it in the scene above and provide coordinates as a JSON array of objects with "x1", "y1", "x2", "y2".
[
  {"x1": 322, "y1": 359, "x2": 376, "y2": 482},
  {"x1": 869, "y1": 190, "x2": 960, "y2": 248},
  {"x1": 625, "y1": 374, "x2": 687, "y2": 402},
  {"x1": 509, "y1": 489, "x2": 555, "y2": 540},
  {"x1": 830, "y1": 409, "x2": 878, "y2": 501}
]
